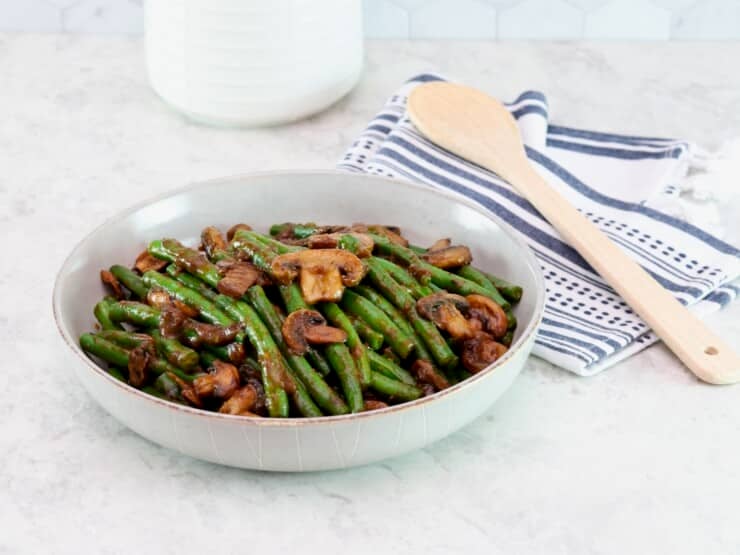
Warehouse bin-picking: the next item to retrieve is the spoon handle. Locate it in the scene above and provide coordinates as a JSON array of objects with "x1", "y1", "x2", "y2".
[{"x1": 504, "y1": 161, "x2": 740, "y2": 384}]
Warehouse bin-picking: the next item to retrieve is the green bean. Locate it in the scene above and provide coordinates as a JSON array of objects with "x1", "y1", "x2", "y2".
[
  {"x1": 106, "y1": 366, "x2": 127, "y2": 382},
  {"x1": 373, "y1": 257, "x2": 433, "y2": 298},
  {"x1": 107, "y1": 301, "x2": 160, "y2": 328},
  {"x1": 150, "y1": 329, "x2": 199, "y2": 371},
  {"x1": 94, "y1": 296, "x2": 123, "y2": 331},
  {"x1": 320, "y1": 302, "x2": 371, "y2": 387},
  {"x1": 80, "y1": 333, "x2": 194, "y2": 382},
  {"x1": 141, "y1": 271, "x2": 234, "y2": 327},
  {"x1": 367, "y1": 351, "x2": 417, "y2": 386},
  {"x1": 212, "y1": 296, "x2": 290, "y2": 418},
  {"x1": 148, "y1": 239, "x2": 222, "y2": 287},
  {"x1": 369, "y1": 371, "x2": 422, "y2": 402},
  {"x1": 365, "y1": 258, "x2": 457, "y2": 369},
  {"x1": 275, "y1": 283, "x2": 364, "y2": 411},
  {"x1": 306, "y1": 348, "x2": 332, "y2": 376},
  {"x1": 166, "y1": 264, "x2": 219, "y2": 301},
  {"x1": 142, "y1": 385, "x2": 168, "y2": 399},
  {"x1": 348, "y1": 314, "x2": 384, "y2": 351},
  {"x1": 199, "y1": 350, "x2": 219, "y2": 368},
  {"x1": 247, "y1": 286, "x2": 348, "y2": 415},
  {"x1": 81, "y1": 333, "x2": 133, "y2": 367},
  {"x1": 341, "y1": 290, "x2": 415, "y2": 359},
  {"x1": 154, "y1": 372, "x2": 182, "y2": 400},
  {"x1": 501, "y1": 330, "x2": 514, "y2": 347},
  {"x1": 98, "y1": 329, "x2": 151, "y2": 349},
  {"x1": 459, "y1": 264, "x2": 523, "y2": 308},
  {"x1": 109, "y1": 265, "x2": 149, "y2": 299},
  {"x1": 325, "y1": 342, "x2": 364, "y2": 413},
  {"x1": 369, "y1": 233, "x2": 510, "y2": 310}
]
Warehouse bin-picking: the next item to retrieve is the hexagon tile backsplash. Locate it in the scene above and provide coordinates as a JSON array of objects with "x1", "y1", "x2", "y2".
[{"x1": 1, "y1": 0, "x2": 739, "y2": 39}]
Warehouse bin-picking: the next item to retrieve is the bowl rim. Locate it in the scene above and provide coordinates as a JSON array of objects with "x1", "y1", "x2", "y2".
[{"x1": 53, "y1": 169, "x2": 545, "y2": 427}]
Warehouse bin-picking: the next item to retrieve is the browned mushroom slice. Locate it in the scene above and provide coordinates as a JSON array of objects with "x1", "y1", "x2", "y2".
[
  {"x1": 416, "y1": 292, "x2": 474, "y2": 340},
  {"x1": 216, "y1": 260, "x2": 265, "y2": 298},
  {"x1": 159, "y1": 303, "x2": 187, "y2": 338},
  {"x1": 226, "y1": 223, "x2": 253, "y2": 242},
  {"x1": 271, "y1": 249, "x2": 366, "y2": 304},
  {"x1": 306, "y1": 232, "x2": 375, "y2": 258},
  {"x1": 461, "y1": 333, "x2": 508, "y2": 374},
  {"x1": 426, "y1": 238, "x2": 451, "y2": 252},
  {"x1": 466, "y1": 294, "x2": 508, "y2": 339},
  {"x1": 219, "y1": 384, "x2": 260, "y2": 415},
  {"x1": 168, "y1": 372, "x2": 203, "y2": 408},
  {"x1": 411, "y1": 359, "x2": 451, "y2": 391},
  {"x1": 421, "y1": 245, "x2": 472, "y2": 269},
  {"x1": 193, "y1": 360, "x2": 240, "y2": 400},
  {"x1": 282, "y1": 309, "x2": 348, "y2": 355},
  {"x1": 201, "y1": 226, "x2": 228, "y2": 258},
  {"x1": 134, "y1": 250, "x2": 168, "y2": 273},
  {"x1": 182, "y1": 320, "x2": 242, "y2": 347},
  {"x1": 363, "y1": 400, "x2": 389, "y2": 412},
  {"x1": 366, "y1": 224, "x2": 409, "y2": 247},
  {"x1": 128, "y1": 344, "x2": 152, "y2": 387},
  {"x1": 100, "y1": 269, "x2": 126, "y2": 300}
]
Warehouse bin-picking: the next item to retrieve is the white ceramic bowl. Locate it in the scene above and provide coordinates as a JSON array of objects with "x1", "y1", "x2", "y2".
[{"x1": 53, "y1": 171, "x2": 544, "y2": 471}]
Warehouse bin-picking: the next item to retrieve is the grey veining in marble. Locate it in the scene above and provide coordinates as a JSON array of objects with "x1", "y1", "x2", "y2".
[{"x1": 1, "y1": 35, "x2": 739, "y2": 554}]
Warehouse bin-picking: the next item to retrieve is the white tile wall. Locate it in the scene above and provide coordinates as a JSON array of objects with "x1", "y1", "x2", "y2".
[{"x1": 0, "y1": 0, "x2": 738, "y2": 39}]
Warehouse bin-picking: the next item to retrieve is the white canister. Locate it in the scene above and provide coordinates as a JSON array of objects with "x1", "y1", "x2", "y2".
[{"x1": 144, "y1": 0, "x2": 364, "y2": 127}]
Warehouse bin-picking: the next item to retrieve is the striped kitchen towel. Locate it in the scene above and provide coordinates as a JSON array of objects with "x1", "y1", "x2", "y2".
[{"x1": 338, "y1": 74, "x2": 740, "y2": 376}]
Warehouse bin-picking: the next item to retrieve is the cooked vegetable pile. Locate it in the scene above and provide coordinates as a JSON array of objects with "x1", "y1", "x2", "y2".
[{"x1": 79, "y1": 223, "x2": 522, "y2": 418}]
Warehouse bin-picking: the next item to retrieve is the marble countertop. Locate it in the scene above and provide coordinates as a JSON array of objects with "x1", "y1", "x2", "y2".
[{"x1": 2, "y1": 35, "x2": 739, "y2": 554}]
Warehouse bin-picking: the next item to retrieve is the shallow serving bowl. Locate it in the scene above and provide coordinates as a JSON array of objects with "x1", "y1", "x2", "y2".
[{"x1": 53, "y1": 171, "x2": 544, "y2": 471}]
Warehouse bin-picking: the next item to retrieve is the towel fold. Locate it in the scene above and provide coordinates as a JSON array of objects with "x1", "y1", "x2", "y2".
[{"x1": 338, "y1": 74, "x2": 740, "y2": 376}]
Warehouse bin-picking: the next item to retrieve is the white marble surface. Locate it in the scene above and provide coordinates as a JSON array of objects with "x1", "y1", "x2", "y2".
[{"x1": 1, "y1": 35, "x2": 740, "y2": 554}]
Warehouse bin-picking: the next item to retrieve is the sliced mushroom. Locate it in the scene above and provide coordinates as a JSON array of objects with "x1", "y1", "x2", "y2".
[
  {"x1": 134, "y1": 250, "x2": 167, "y2": 273},
  {"x1": 411, "y1": 359, "x2": 451, "y2": 391},
  {"x1": 226, "y1": 223, "x2": 252, "y2": 242},
  {"x1": 100, "y1": 269, "x2": 125, "y2": 300},
  {"x1": 364, "y1": 400, "x2": 389, "y2": 412},
  {"x1": 427, "y1": 238, "x2": 451, "y2": 252},
  {"x1": 271, "y1": 249, "x2": 366, "y2": 304},
  {"x1": 416, "y1": 292, "x2": 474, "y2": 340},
  {"x1": 219, "y1": 384, "x2": 260, "y2": 415},
  {"x1": 182, "y1": 320, "x2": 242, "y2": 347},
  {"x1": 217, "y1": 260, "x2": 269, "y2": 298},
  {"x1": 159, "y1": 303, "x2": 187, "y2": 338},
  {"x1": 193, "y1": 360, "x2": 240, "y2": 400},
  {"x1": 281, "y1": 309, "x2": 347, "y2": 355},
  {"x1": 201, "y1": 226, "x2": 228, "y2": 258},
  {"x1": 127, "y1": 344, "x2": 152, "y2": 387},
  {"x1": 467, "y1": 294, "x2": 508, "y2": 339},
  {"x1": 365, "y1": 224, "x2": 408, "y2": 247},
  {"x1": 168, "y1": 372, "x2": 203, "y2": 408},
  {"x1": 421, "y1": 245, "x2": 472, "y2": 269},
  {"x1": 461, "y1": 333, "x2": 508, "y2": 374},
  {"x1": 306, "y1": 232, "x2": 374, "y2": 258}
]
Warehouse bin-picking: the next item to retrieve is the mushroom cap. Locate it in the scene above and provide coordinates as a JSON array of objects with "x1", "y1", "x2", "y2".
[
  {"x1": 271, "y1": 249, "x2": 366, "y2": 304},
  {"x1": 282, "y1": 309, "x2": 347, "y2": 355},
  {"x1": 200, "y1": 226, "x2": 228, "y2": 258},
  {"x1": 466, "y1": 294, "x2": 508, "y2": 339},
  {"x1": 427, "y1": 238, "x2": 451, "y2": 252},
  {"x1": 421, "y1": 245, "x2": 472, "y2": 269},
  {"x1": 306, "y1": 232, "x2": 375, "y2": 258},
  {"x1": 416, "y1": 292, "x2": 474, "y2": 340},
  {"x1": 461, "y1": 333, "x2": 508, "y2": 374},
  {"x1": 271, "y1": 249, "x2": 365, "y2": 285},
  {"x1": 194, "y1": 360, "x2": 240, "y2": 400}
]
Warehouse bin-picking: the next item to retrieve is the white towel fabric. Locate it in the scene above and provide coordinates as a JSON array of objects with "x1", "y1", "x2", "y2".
[{"x1": 338, "y1": 74, "x2": 740, "y2": 376}]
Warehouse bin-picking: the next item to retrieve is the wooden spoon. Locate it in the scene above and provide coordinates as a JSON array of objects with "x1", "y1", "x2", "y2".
[{"x1": 408, "y1": 81, "x2": 740, "y2": 385}]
